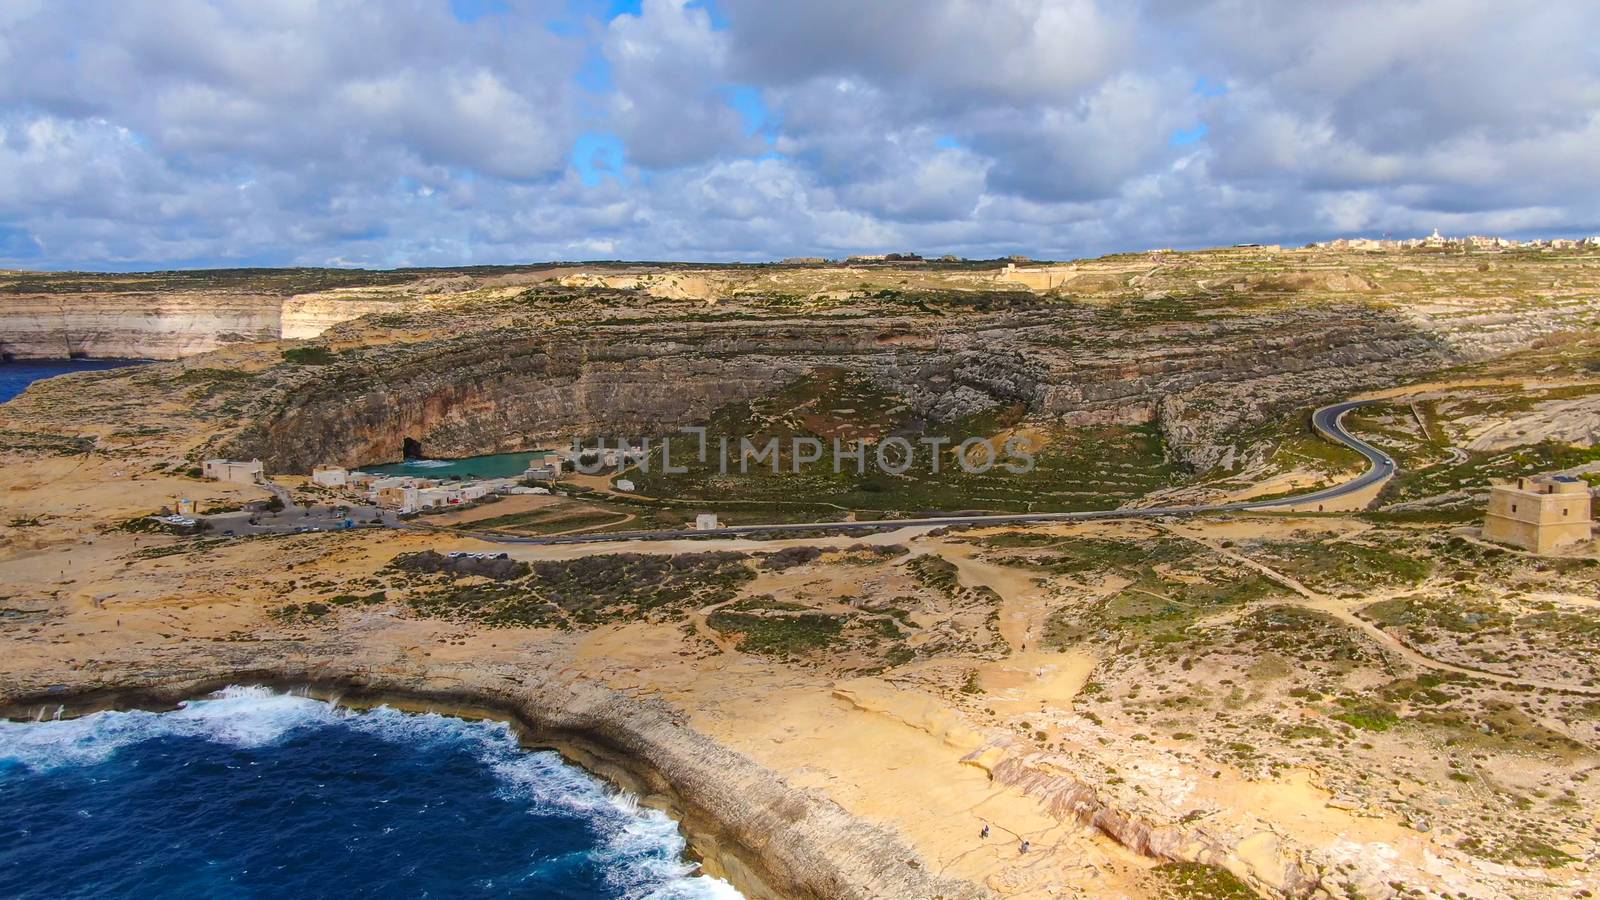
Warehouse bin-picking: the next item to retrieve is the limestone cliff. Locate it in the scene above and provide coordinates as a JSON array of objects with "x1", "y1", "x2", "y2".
[
  {"x1": 0, "y1": 292, "x2": 284, "y2": 359},
  {"x1": 218, "y1": 298, "x2": 1454, "y2": 474},
  {"x1": 0, "y1": 268, "x2": 429, "y2": 360},
  {"x1": 6, "y1": 249, "x2": 1597, "y2": 479},
  {"x1": 0, "y1": 292, "x2": 409, "y2": 360},
  {"x1": 279, "y1": 294, "x2": 408, "y2": 340}
]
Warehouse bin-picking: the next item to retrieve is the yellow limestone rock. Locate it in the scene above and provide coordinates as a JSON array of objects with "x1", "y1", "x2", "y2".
[{"x1": 831, "y1": 678, "x2": 987, "y2": 755}]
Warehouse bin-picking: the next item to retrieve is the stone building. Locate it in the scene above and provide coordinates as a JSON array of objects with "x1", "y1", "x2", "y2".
[
  {"x1": 311, "y1": 465, "x2": 348, "y2": 488},
  {"x1": 376, "y1": 484, "x2": 419, "y2": 513},
  {"x1": 1482, "y1": 474, "x2": 1593, "y2": 553},
  {"x1": 202, "y1": 458, "x2": 263, "y2": 484}
]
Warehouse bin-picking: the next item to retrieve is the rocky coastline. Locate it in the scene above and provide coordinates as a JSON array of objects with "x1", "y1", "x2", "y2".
[{"x1": 0, "y1": 666, "x2": 986, "y2": 900}]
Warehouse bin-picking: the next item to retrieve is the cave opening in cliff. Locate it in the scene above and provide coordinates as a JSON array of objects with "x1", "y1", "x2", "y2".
[{"x1": 403, "y1": 437, "x2": 423, "y2": 460}]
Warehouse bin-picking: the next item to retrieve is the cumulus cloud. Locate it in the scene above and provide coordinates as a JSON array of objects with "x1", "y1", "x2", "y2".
[
  {"x1": 602, "y1": 0, "x2": 758, "y2": 168},
  {"x1": 719, "y1": 0, "x2": 1132, "y2": 110},
  {"x1": 0, "y1": 0, "x2": 1596, "y2": 269}
]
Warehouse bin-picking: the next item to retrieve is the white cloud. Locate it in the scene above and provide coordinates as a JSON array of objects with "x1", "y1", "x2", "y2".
[
  {"x1": 0, "y1": 0, "x2": 1597, "y2": 269},
  {"x1": 602, "y1": 0, "x2": 757, "y2": 168}
]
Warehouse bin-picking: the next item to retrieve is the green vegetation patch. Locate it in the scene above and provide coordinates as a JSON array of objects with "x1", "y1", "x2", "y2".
[
  {"x1": 454, "y1": 507, "x2": 629, "y2": 535},
  {"x1": 706, "y1": 608, "x2": 845, "y2": 657},
  {"x1": 907, "y1": 554, "x2": 962, "y2": 596},
  {"x1": 1215, "y1": 605, "x2": 1381, "y2": 669},
  {"x1": 1360, "y1": 593, "x2": 1513, "y2": 635},
  {"x1": 1150, "y1": 862, "x2": 1258, "y2": 899},
  {"x1": 0, "y1": 428, "x2": 94, "y2": 456},
  {"x1": 1330, "y1": 698, "x2": 1401, "y2": 732},
  {"x1": 1456, "y1": 834, "x2": 1577, "y2": 868},
  {"x1": 1382, "y1": 440, "x2": 1600, "y2": 505},
  {"x1": 389, "y1": 550, "x2": 755, "y2": 628},
  {"x1": 281, "y1": 345, "x2": 338, "y2": 366},
  {"x1": 705, "y1": 594, "x2": 918, "y2": 663},
  {"x1": 978, "y1": 535, "x2": 1196, "y2": 576},
  {"x1": 1241, "y1": 538, "x2": 1433, "y2": 593},
  {"x1": 626, "y1": 367, "x2": 1186, "y2": 514},
  {"x1": 1037, "y1": 536, "x2": 1294, "y2": 652}
]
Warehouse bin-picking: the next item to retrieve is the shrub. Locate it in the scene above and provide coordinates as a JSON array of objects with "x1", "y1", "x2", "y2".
[{"x1": 282, "y1": 346, "x2": 337, "y2": 365}]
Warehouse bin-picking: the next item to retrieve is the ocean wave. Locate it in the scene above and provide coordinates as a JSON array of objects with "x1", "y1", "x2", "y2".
[
  {"x1": 0, "y1": 686, "x2": 741, "y2": 899},
  {"x1": 0, "y1": 685, "x2": 343, "y2": 770}
]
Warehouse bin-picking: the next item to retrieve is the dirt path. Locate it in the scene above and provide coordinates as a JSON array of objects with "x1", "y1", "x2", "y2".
[
  {"x1": 690, "y1": 597, "x2": 742, "y2": 654},
  {"x1": 544, "y1": 511, "x2": 636, "y2": 536},
  {"x1": 933, "y1": 541, "x2": 1100, "y2": 711},
  {"x1": 1159, "y1": 523, "x2": 1600, "y2": 696}
]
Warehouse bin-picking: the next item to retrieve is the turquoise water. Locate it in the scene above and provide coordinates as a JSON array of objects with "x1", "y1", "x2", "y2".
[
  {"x1": 363, "y1": 450, "x2": 552, "y2": 480},
  {"x1": 0, "y1": 687, "x2": 739, "y2": 899},
  {"x1": 0, "y1": 358, "x2": 149, "y2": 403}
]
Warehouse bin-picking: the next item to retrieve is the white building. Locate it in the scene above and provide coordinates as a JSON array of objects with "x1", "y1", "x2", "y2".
[
  {"x1": 371, "y1": 475, "x2": 433, "y2": 491},
  {"x1": 695, "y1": 513, "x2": 721, "y2": 530},
  {"x1": 615, "y1": 479, "x2": 636, "y2": 492},
  {"x1": 202, "y1": 458, "x2": 263, "y2": 484},
  {"x1": 376, "y1": 484, "x2": 420, "y2": 512},
  {"x1": 524, "y1": 463, "x2": 562, "y2": 482},
  {"x1": 311, "y1": 465, "x2": 349, "y2": 488}
]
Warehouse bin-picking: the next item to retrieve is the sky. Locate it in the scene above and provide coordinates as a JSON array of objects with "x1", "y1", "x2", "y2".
[{"x1": 1, "y1": 0, "x2": 1598, "y2": 270}]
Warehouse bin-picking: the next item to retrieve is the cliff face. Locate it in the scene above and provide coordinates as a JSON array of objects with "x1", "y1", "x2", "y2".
[
  {"x1": 9, "y1": 251, "x2": 1598, "y2": 474},
  {"x1": 223, "y1": 302, "x2": 1453, "y2": 473},
  {"x1": 0, "y1": 293, "x2": 285, "y2": 359},
  {"x1": 279, "y1": 294, "x2": 407, "y2": 340},
  {"x1": 0, "y1": 291, "x2": 405, "y2": 360},
  {"x1": 236, "y1": 322, "x2": 933, "y2": 469}
]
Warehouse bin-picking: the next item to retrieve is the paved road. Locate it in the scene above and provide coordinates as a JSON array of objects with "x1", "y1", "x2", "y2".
[
  {"x1": 461, "y1": 400, "x2": 1394, "y2": 546},
  {"x1": 203, "y1": 482, "x2": 398, "y2": 536}
]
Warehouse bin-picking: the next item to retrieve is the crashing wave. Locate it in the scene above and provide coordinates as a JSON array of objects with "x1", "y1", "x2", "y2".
[{"x1": 0, "y1": 686, "x2": 740, "y2": 899}]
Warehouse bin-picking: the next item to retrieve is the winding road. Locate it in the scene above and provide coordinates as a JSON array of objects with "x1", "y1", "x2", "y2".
[{"x1": 484, "y1": 400, "x2": 1395, "y2": 545}]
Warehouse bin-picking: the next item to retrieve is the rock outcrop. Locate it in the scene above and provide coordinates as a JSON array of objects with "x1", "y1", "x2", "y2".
[
  {"x1": 8, "y1": 250, "x2": 1599, "y2": 477},
  {"x1": 218, "y1": 299, "x2": 1454, "y2": 474},
  {"x1": 0, "y1": 292, "x2": 285, "y2": 359},
  {"x1": 0, "y1": 291, "x2": 407, "y2": 360},
  {"x1": 0, "y1": 669, "x2": 988, "y2": 900}
]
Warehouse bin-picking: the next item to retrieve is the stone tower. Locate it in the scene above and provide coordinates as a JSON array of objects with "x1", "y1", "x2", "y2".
[{"x1": 1482, "y1": 474, "x2": 1593, "y2": 553}]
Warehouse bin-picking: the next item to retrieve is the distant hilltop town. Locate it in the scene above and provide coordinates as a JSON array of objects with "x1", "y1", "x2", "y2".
[
  {"x1": 1309, "y1": 229, "x2": 1600, "y2": 252},
  {"x1": 782, "y1": 233, "x2": 1600, "y2": 266}
]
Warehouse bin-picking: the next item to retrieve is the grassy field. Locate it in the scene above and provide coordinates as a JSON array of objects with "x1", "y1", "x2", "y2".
[{"x1": 626, "y1": 369, "x2": 1185, "y2": 514}]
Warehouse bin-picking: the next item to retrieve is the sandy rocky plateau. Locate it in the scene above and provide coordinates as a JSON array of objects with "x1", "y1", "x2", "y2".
[{"x1": 3, "y1": 247, "x2": 1600, "y2": 898}]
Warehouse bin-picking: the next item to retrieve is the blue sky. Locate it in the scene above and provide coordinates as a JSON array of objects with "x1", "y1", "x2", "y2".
[{"x1": 0, "y1": 0, "x2": 1596, "y2": 270}]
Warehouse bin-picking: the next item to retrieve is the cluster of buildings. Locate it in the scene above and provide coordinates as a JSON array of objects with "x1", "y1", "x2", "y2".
[
  {"x1": 1313, "y1": 230, "x2": 1600, "y2": 252},
  {"x1": 198, "y1": 449, "x2": 639, "y2": 518},
  {"x1": 307, "y1": 465, "x2": 546, "y2": 514}
]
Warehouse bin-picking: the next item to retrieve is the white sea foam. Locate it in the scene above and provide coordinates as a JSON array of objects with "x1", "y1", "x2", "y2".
[
  {"x1": 0, "y1": 686, "x2": 742, "y2": 898},
  {"x1": 0, "y1": 685, "x2": 342, "y2": 770}
]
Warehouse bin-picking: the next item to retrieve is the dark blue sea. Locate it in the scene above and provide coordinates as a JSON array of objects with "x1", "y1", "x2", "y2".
[
  {"x1": 0, "y1": 358, "x2": 149, "y2": 404},
  {"x1": 0, "y1": 687, "x2": 739, "y2": 899}
]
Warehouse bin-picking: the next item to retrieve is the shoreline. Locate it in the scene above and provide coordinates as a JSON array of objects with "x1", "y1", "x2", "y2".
[{"x1": 0, "y1": 668, "x2": 986, "y2": 900}]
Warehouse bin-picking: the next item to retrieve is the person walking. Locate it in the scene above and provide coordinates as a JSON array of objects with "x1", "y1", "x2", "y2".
[{"x1": 980, "y1": 824, "x2": 989, "y2": 839}]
